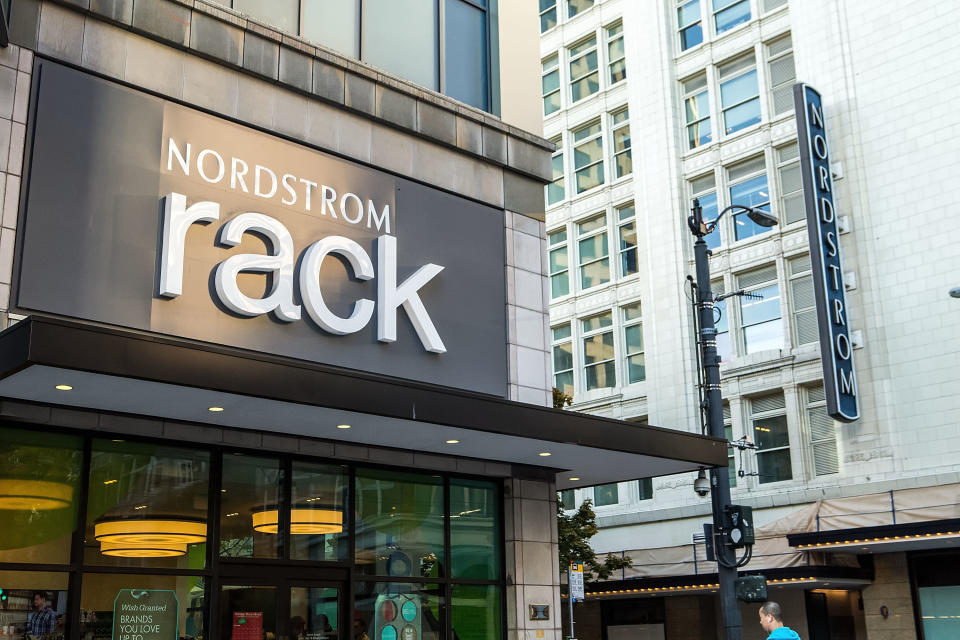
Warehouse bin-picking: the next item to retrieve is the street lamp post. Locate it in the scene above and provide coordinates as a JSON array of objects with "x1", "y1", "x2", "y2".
[{"x1": 687, "y1": 198, "x2": 777, "y2": 640}]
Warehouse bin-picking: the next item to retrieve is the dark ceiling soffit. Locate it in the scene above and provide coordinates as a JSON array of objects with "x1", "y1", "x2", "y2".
[
  {"x1": 0, "y1": 316, "x2": 728, "y2": 467},
  {"x1": 787, "y1": 518, "x2": 960, "y2": 547},
  {"x1": 585, "y1": 564, "x2": 875, "y2": 593}
]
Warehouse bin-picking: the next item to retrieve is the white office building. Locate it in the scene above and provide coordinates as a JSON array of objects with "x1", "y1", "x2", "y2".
[{"x1": 541, "y1": 0, "x2": 960, "y2": 638}]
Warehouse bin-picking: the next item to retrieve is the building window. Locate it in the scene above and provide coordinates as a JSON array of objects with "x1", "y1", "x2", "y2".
[
  {"x1": 751, "y1": 392, "x2": 792, "y2": 483},
  {"x1": 548, "y1": 228, "x2": 570, "y2": 298},
  {"x1": 611, "y1": 108, "x2": 632, "y2": 179},
  {"x1": 691, "y1": 173, "x2": 720, "y2": 249},
  {"x1": 764, "y1": 0, "x2": 788, "y2": 11},
  {"x1": 719, "y1": 54, "x2": 760, "y2": 136},
  {"x1": 582, "y1": 312, "x2": 615, "y2": 390},
  {"x1": 788, "y1": 254, "x2": 818, "y2": 346},
  {"x1": 547, "y1": 137, "x2": 565, "y2": 205},
  {"x1": 806, "y1": 384, "x2": 839, "y2": 476},
  {"x1": 569, "y1": 36, "x2": 600, "y2": 103},
  {"x1": 617, "y1": 202, "x2": 638, "y2": 277},
  {"x1": 302, "y1": 1, "x2": 360, "y2": 58},
  {"x1": 713, "y1": 0, "x2": 750, "y2": 34},
  {"x1": 738, "y1": 265, "x2": 782, "y2": 354},
  {"x1": 593, "y1": 482, "x2": 618, "y2": 506},
  {"x1": 727, "y1": 156, "x2": 771, "y2": 241},
  {"x1": 607, "y1": 23, "x2": 627, "y2": 84},
  {"x1": 233, "y1": 0, "x2": 299, "y2": 35},
  {"x1": 683, "y1": 74, "x2": 712, "y2": 149},
  {"x1": 559, "y1": 489, "x2": 576, "y2": 510},
  {"x1": 540, "y1": 0, "x2": 558, "y2": 32},
  {"x1": 724, "y1": 403, "x2": 736, "y2": 487},
  {"x1": 542, "y1": 54, "x2": 561, "y2": 116},
  {"x1": 622, "y1": 302, "x2": 645, "y2": 383},
  {"x1": 777, "y1": 143, "x2": 805, "y2": 224},
  {"x1": 577, "y1": 213, "x2": 610, "y2": 290},
  {"x1": 567, "y1": 0, "x2": 594, "y2": 19},
  {"x1": 713, "y1": 279, "x2": 732, "y2": 362},
  {"x1": 767, "y1": 35, "x2": 795, "y2": 116},
  {"x1": 552, "y1": 323, "x2": 575, "y2": 396},
  {"x1": 678, "y1": 0, "x2": 703, "y2": 51},
  {"x1": 638, "y1": 478, "x2": 653, "y2": 500},
  {"x1": 572, "y1": 120, "x2": 605, "y2": 193}
]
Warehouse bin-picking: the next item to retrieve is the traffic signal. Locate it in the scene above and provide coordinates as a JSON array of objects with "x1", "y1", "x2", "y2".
[{"x1": 724, "y1": 504, "x2": 754, "y2": 548}]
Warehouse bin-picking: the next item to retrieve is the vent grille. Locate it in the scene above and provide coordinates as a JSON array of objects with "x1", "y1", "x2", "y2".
[
  {"x1": 795, "y1": 309, "x2": 819, "y2": 345},
  {"x1": 738, "y1": 265, "x2": 778, "y2": 289},
  {"x1": 752, "y1": 393, "x2": 786, "y2": 414}
]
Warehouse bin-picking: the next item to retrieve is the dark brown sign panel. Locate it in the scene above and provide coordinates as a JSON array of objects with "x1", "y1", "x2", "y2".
[{"x1": 15, "y1": 60, "x2": 508, "y2": 397}]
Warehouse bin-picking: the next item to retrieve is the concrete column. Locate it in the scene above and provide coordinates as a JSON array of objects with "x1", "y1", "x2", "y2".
[{"x1": 861, "y1": 553, "x2": 918, "y2": 640}]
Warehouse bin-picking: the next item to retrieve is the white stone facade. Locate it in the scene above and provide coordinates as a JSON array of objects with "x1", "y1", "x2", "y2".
[{"x1": 541, "y1": 0, "x2": 960, "y2": 555}]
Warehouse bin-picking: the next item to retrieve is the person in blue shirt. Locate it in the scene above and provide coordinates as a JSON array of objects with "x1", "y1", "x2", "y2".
[{"x1": 758, "y1": 601, "x2": 801, "y2": 639}]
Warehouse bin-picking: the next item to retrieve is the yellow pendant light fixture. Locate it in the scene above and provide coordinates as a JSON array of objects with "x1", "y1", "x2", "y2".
[
  {"x1": 94, "y1": 517, "x2": 207, "y2": 557},
  {"x1": 0, "y1": 479, "x2": 73, "y2": 510},
  {"x1": 251, "y1": 507, "x2": 343, "y2": 535}
]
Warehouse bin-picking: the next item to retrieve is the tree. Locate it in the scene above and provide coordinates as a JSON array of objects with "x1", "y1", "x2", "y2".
[
  {"x1": 557, "y1": 498, "x2": 632, "y2": 582},
  {"x1": 553, "y1": 387, "x2": 573, "y2": 409}
]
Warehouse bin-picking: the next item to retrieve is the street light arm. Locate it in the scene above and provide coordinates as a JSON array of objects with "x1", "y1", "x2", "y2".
[{"x1": 688, "y1": 199, "x2": 778, "y2": 239}]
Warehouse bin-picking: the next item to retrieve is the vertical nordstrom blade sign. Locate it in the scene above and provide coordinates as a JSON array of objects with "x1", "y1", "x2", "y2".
[{"x1": 793, "y1": 83, "x2": 859, "y2": 422}]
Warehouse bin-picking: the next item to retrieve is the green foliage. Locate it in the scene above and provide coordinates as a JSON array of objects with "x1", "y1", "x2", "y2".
[
  {"x1": 557, "y1": 498, "x2": 632, "y2": 582},
  {"x1": 552, "y1": 387, "x2": 573, "y2": 409}
]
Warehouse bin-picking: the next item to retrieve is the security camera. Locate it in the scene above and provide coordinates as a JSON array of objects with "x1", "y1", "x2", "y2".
[
  {"x1": 950, "y1": 287, "x2": 960, "y2": 299},
  {"x1": 694, "y1": 469, "x2": 710, "y2": 497}
]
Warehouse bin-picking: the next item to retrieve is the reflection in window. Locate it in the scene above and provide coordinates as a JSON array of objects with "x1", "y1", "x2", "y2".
[
  {"x1": 363, "y1": 0, "x2": 438, "y2": 91},
  {"x1": 569, "y1": 37, "x2": 599, "y2": 103},
  {"x1": 220, "y1": 454, "x2": 281, "y2": 559},
  {"x1": 291, "y1": 586, "x2": 340, "y2": 639},
  {"x1": 302, "y1": 0, "x2": 359, "y2": 58},
  {"x1": 678, "y1": 0, "x2": 703, "y2": 50},
  {"x1": 593, "y1": 483, "x2": 618, "y2": 506},
  {"x1": 683, "y1": 74, "x2": 711, "y2": 149},
  {"x1": 291, "y1": 462, "x2": 349, "y2": 561},
  {"x1": 219, "y1": 584, "x2": 274, "y2": 640},
  {"x1": 622, "y1": 302, "x2": 645, "y2": 383},
  {"x1": 547, "y1": 139, "x2": 565, "y2": 205},
  {"x1": 542, "y1": 55, "x2": 561, "y2": 116},
  {"x1": 552, "y1": 324, "x2": 575, "y2": 397},
  {"x1": 354, "y1": 583, "x2": 444, "y2": 640},
  {"x1": 612, "y1": 109, "x2": 632, "y2": 179},
  {"x1": 572, "y1": 121, "x2": 604, "y2": 193},
  {"x1": 549, "y1": 229, "x2": 570, "y2": 297},
  {"x1": 720, "y1": 55, "x2": 760, "y2": 135},
  {"x1": 85, "y1": 440, "x2": 209, "y2": 568},
  {"x1": 713, "y1": 0, "x2": 750, "y2": 34},
  {"x1": 0, "y1": 428, "x2": 81, "y2": 565},
  {"x1": 728, "y1": 156, "x2": 771, "y2": 241},
  {"x1": 690, "y1": 173, "x2": 720, "y2": 249},
  {"x1": 444, "y1": 0, "x2": 488, "y2": 110},
  {"x1": 740, "y1": 283, "x2": 782, "y2": 353},
  {"x1": 582, "y1": 312, "x2": 615, "y2": 390},
  {"x1": 559, "y1": 489, "x2": 576, "y2": 510},
  {"x1": 617, "y1": 203, "x2": 638, "y2": 276},
  {"x1": 355, "y1": 470, "x2": 444, "y2": 578},
  {"x1": 638, "y1": 477, "x2": 654, "y2": 500},
  {"x1": 607, "y1": 23, "x2": 626, "y2": 84},
  {"x1": 577, "y1": 213, "x2": 610, "y2": 289},
  {"x1": 540, "y1": 0, "x2": 558, "y2": 32},
  {"x1": 0, "y1": 571, "x2": 68, "y2": 639},
  {"x1": 452, "y1": 585, "x2": 500, "y2": 640},
  {"x1": 81, "y1": 572, "x2": 205, "y2": 640},
  {"x1": 567, "y1": 0, "x2": 594, "y2": 19},
  {"x1": 450, "y1": 479, "x2": 500, "y2": 580},
  {"x1": 233, "y1": 0, "x2": 298, "y2": 34}
]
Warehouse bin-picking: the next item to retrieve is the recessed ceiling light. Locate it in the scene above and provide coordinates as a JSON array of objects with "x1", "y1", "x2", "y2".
[
  {"x1": 337, "y1": 424, "x2": 351, "y2": 429},
  {"x1": 569, "y1": 477, "x2": 580, "y2": 481},
  {"x1": 208, "y1": 406, "x2": 225, "y2": 412},
  {"x1": 539, "y1": 452, "x2": 552, "y2": 457},
  {"x1": 446, "y1": 439, "x2": 460, "y2": 444},
  {"x1": 55, "y1": 384, "x2": 73, "y2": 391}
]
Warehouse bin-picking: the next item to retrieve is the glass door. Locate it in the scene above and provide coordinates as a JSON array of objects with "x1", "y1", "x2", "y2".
[
  {"x1": 289, "y1": 584, "x2": 343, "y2": 640},
  {"x1": 218, "y1": 578, "x2": 345, "y2": 640}
]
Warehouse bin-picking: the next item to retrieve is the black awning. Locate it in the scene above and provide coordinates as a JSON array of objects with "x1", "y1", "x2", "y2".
[
  {"x1": 788, "y1": 518, "x2": 960, "y2": 553},
  {"x1": 0, "y1": 316, "x2": 727, "y2": 487}
]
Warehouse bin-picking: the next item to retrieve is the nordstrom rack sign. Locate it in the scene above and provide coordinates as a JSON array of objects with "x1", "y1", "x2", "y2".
[
  {"x1": 15, "y1": 60, "x2": 508, "y2": 396},
  {"x1": 793, "y1": 83, "x2": 859, "y2": 422}
]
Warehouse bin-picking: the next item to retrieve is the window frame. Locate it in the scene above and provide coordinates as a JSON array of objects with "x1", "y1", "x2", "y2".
[
  {"x1": 682, "y1": 73, "x2": 712, "y2": 150},
  {"x1": 766, "y1": 34, "x2": 795, "y2": 117},
  {"x1": 690, "y1": 172, "x2": 720, "y2": 249},
  {"x1": 788, "y1": 253, "x2": 818, "y2": 348},
  {"x1": 677, "y1": 0, "x2": 704, "y2": 52},
  {"x1": 805, "y1": 383, "x2": 839, "y2": 477},
  {"x1": 576, "y1": 212, "x2": 611, "y2": 291},
  {"x1": 546, "y1": 135, "x2": 565, "y2": 206},
  {"x1": 727, "y1": 155, "x2": 772, "y2": 242},
  {"x1": 611, "y1": 107, "x2": 632, "y2": 180},
  {"x1": 542, "y1": 54, "x2": 562, "y2": 117},
  {"x1": 736, "y1": 265, "x2": 783, "y2": 355},
  {"x1": 776, "y1": 142, "x2": 804, "y2": 226},
  {"x1": 750, "y1": 393, "x2": 792, "y2": 484},
  {"x1": 567, "y1": 0, "x2": 595, "y2": 20},
  {"x1": 548, "y1": 226, "x2": 571, "y2": 299},
  {"x1": 551, "y1": 323, "x2": 575, "y2": 397},
  {"x1": 592, "y1": 482, "x2": 619, "y2": 507},
  {"x1": 713, "y1": 0, "x2": 751, "y2": 36},
  {"x1": 539, "y1": 0, "x2": 558, "y2": 33},
  {"x1": 606, "y1": 21, "x2": 627, "y2": 85},
  {"x1": 616, "y1": 202, "x2": 638, "y2": 278},
  {"x1": 719, "y1": 54, "x2": 761, "y2": 137},
  {"x1": 580, "y1": 310, "x2": 616, "y2": 391}
]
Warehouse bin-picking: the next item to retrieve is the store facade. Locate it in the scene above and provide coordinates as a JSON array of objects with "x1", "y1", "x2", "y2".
[{"x1": 0, "y1": 2, "x2": 727, "y2": 639}]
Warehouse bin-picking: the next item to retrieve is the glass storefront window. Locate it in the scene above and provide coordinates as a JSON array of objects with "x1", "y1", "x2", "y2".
[
  {"x1": 290, "y1": 586, "x2": 340, "y2": 639},
  {"x1": 452, "y1": 584, "x2": 500, "y2": 640},
  {"x1": 220, "y1": 584, "x2": 276, "y2": 640},
  {"x1": 0, "y1": 571, "x2": 69, "y2": 639},
  {"x1": 85, "y1": 440, "x2": 209, "y2": 569},
  {"x1": 291, "y1": 462, "x2": 349, "y2": 562},
  {"x1": 354, "y1": 583, "x2": 444, "y2": 640},
  {"x1": 80, "y1": 572, "x2": 205, "y2": 640},
  {"x1": 355, "y1": 470, "x2": 444, "y2": 578},
  {"x1": 220, "y1": 454, "x2": 282, "y2": 559},
  {"x1": 450, "y1": 479, "x2": 500, "y2": 581},
  {"x1": 0, "y1": 428, "x2": 82, "y2": 565}
]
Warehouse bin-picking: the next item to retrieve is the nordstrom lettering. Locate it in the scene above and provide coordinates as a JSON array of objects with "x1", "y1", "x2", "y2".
[{"x1": 158, "y1": 192, "x2": 446, "y2": 353}]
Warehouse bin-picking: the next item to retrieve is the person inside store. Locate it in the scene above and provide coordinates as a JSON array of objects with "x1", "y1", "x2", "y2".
[
  {"x1": 351, "y1": 614, "x2": 369, "y2": 640},
  {"x1": 26, "y1": 591, "x2": 57, "y2": 639},
  {"x1": 758, "y1": 601, "x2": 801, "y2": 639}
]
